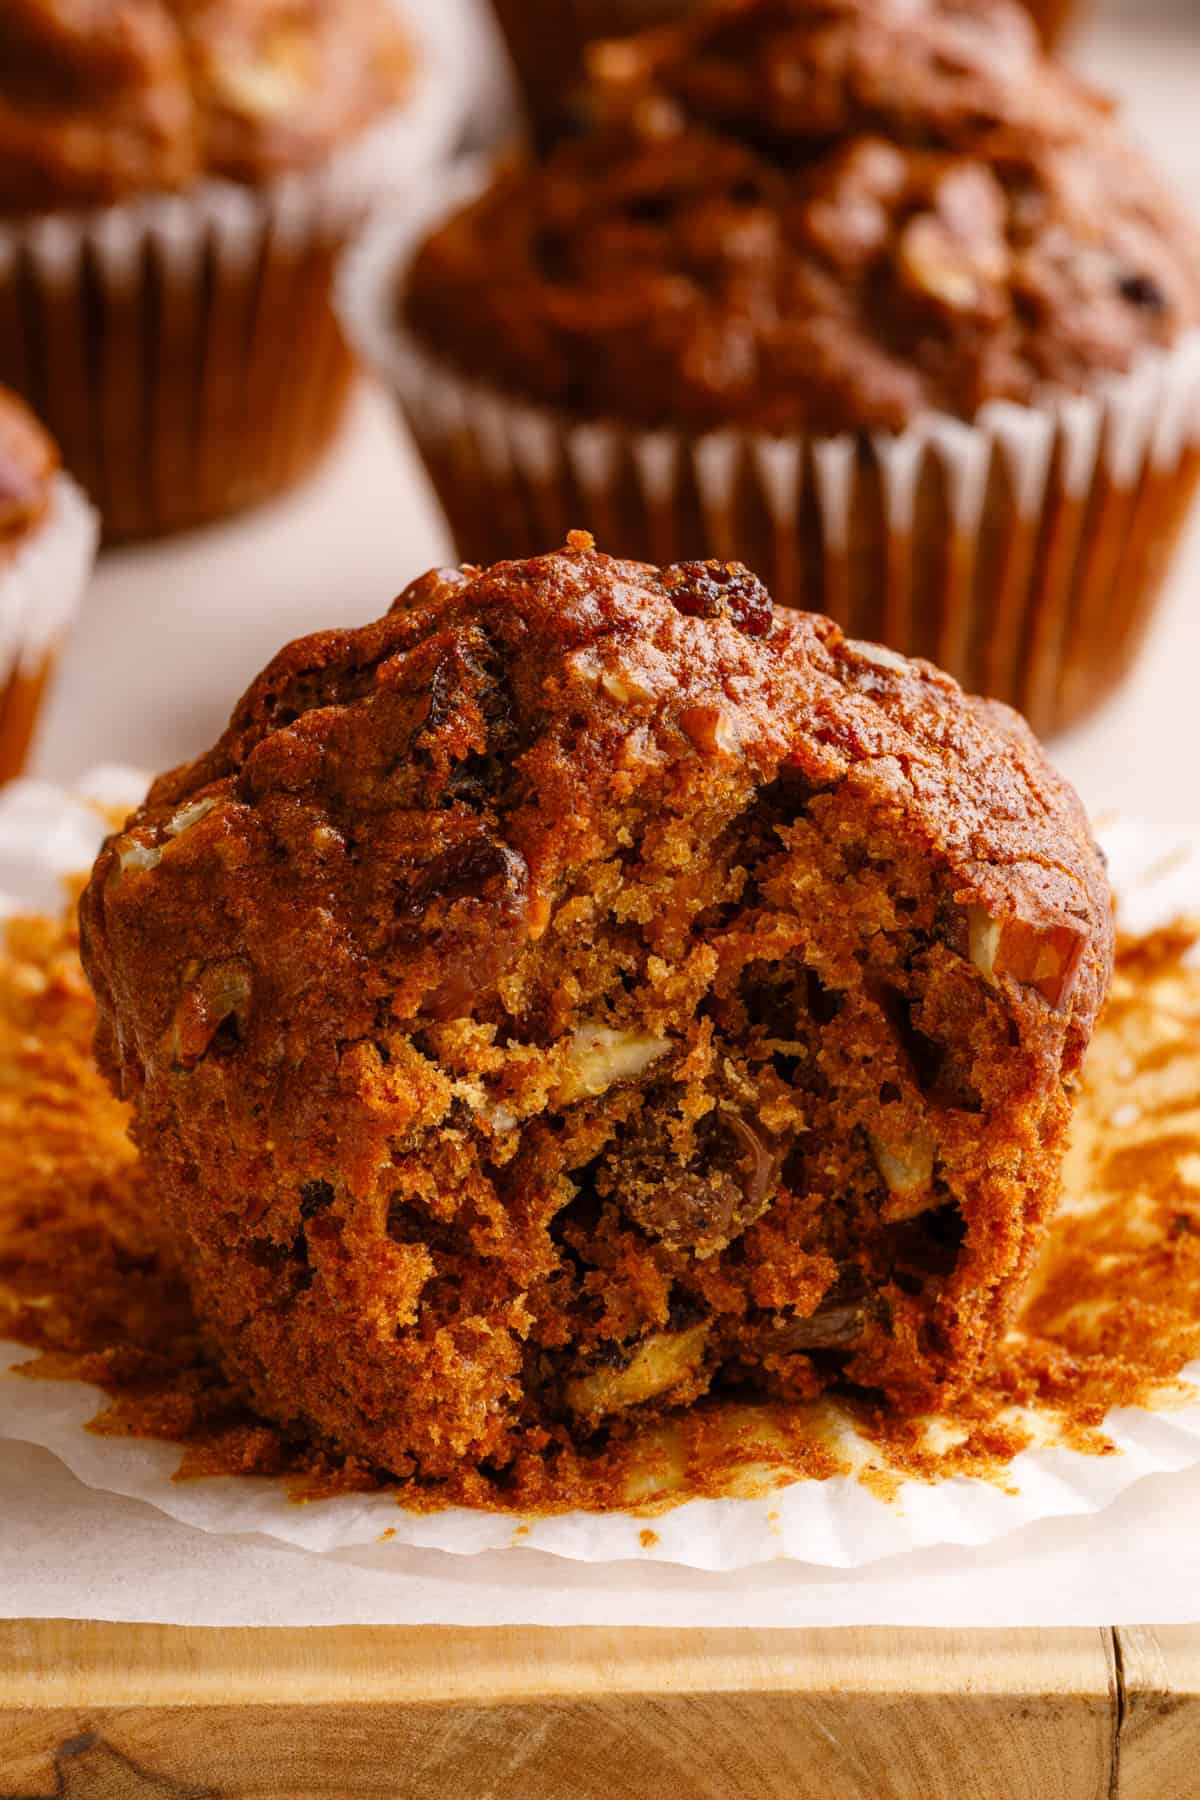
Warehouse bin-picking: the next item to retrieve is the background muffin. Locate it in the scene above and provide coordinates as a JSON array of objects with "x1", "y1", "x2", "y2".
[
  {"x1": 0, "y1": 0, "x2": 419, "y2": 540},
  {"x1": 488, "y1": 0, "x2": 705, "y2": 146},
  {"x1": 79, "y1": 539, "x2": 1112, "y2": 1493},
  {"x1": 0, "y1": 387, "x2": 96, "y2": 779},
  {"x1": 348, "y1": 0, "x2": 1200, "y2": 738}
]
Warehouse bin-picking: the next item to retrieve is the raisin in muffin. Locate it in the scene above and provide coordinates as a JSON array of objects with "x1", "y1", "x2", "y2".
[
  {"x1": 80, "y1": 538, "x2": 1112, "y2": 1490},
  {"x1": 0, "y1": 0, "x2": 416, "y2": 539},
  {"x1": 349, "y1": 0, "x2": 1200, "y2": 738},
  {"x1": 0, "y1": 388, "x2": 96, "y2": 779}
]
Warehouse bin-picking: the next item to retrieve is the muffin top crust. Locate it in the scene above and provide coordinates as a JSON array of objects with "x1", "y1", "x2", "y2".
[
  {"x1": 408, "y1": 0, "x2": 1200, "y2": 434},
  {"x1": 0, "y1": 387, "x2": 57, "y2": 563},
  {"x1": 0, "y1": 0, "x2": 411, "y2": 212},
  {"x1": 86, "y1": 534, "x2": 1112, "y2": 1109}
]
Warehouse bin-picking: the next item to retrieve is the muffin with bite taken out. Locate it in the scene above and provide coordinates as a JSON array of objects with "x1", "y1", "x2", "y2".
[
  {"x1": 79, "y1": 536, "x2": 1112, "y2": 1497},
  {"x1": 1023, "y1": 0, "x2": 1078, "y2": 48}
]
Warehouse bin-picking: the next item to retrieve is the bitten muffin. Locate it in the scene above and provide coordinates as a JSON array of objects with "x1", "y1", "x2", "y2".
[
  {"x1": 354, "y1": 0, "x2": 1200, "y2": 737},
  {"x1": 80, "y1": 539, "x2": 1113, "y2": 1489},
  {"x1": 0, "y1": 0, "x2": 414, "y2": 539},
  {"x1": 0, "y1": 387, "x2": 96, "y2": 779}
]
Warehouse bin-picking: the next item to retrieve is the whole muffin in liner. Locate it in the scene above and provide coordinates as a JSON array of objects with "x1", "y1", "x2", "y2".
[
  {"x1": 343, "y1": 0, "x2": 1200, "y2": 740},
  {"x1": 0, "y1": 392, "x2": 98, "y2": 780},
  {"x1": 0, "y1": 1, "x2": 461, "y2": 542}
]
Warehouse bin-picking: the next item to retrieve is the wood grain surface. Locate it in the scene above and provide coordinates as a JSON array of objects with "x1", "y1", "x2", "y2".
[{"x1": 4, "y1": 1620, "x2": 1191, "y2": 1798}]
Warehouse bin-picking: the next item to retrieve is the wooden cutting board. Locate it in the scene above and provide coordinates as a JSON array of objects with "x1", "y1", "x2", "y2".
[{"x1": 0, "y1": 1621, "x2": 1196, "y2": 1798}]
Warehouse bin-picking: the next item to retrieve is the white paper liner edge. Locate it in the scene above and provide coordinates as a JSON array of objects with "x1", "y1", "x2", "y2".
[{"x1": 0, "y1": 778, "x2": 1198, "y2": 1571}]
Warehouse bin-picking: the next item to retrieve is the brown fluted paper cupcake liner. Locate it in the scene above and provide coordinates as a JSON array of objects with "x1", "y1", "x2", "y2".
[
  {"x1": 4, "y1": 797, "x2": 1200, "y2": 1571},
  {"x1": 342, "y1": 175, "x2": 1200, "y2": 740},
  {"x1": 0, "y1": 21, "x2": 465, "y2": 544},
  {"x1": 0, "y1": 476, "x2": 97, "y2": 781}
]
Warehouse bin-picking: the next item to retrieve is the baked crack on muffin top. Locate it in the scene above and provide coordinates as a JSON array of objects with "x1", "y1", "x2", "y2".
[
  {"x1": 79, "y1": 536, "x2": 1113, "y2": 1481},
  {"x1": 408, "y1": 0, "x2": 1200, "y2": 434}
]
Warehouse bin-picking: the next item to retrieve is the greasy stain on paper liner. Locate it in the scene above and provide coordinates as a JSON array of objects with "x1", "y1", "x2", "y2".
[{"x1": 1, "y1": 897, "x2": 1199, "y2": 1516}]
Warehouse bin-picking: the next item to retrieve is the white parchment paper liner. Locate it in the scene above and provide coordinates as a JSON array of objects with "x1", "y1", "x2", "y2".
[
  {"x1": 341, "y1": 159, "x2": 1200, "y2": 738},
  {"x1": 1, "y1": 776, "x2": 1199, "y2": 1569},
  {"x1": 0, "y1": 4, "x2": 466, "y2": 539}
]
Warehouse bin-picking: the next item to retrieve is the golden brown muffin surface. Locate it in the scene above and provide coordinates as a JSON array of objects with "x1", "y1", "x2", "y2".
[
  {"x1": 0, "y1": 0, "x2": 411, "y2": 211},
  {"x1": 410, "y1": 0, "x2": 1200, "y2": 433},
  {"x1": 80, "y1": 537, "x2": 1113, "y2": 1483}
]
